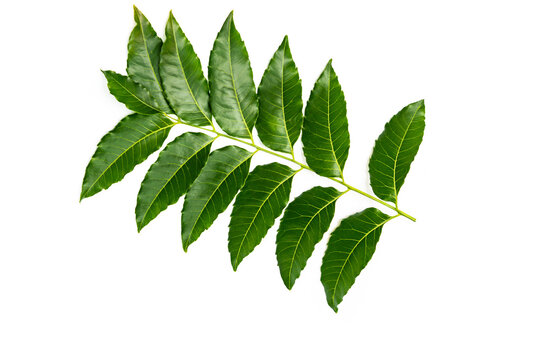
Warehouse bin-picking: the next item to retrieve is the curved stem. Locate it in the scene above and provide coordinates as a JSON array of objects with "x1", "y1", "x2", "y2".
[{"x1": 165, "y1": 115, "x2": 416, "y2": 222}]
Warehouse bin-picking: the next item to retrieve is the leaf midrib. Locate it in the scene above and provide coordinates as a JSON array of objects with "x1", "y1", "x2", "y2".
[
  {"x1": 232, "y1": 169, "x2": 297, "y2": 268},
  {"x1": 108, "y1": 74, "x2": 161, "y2": 113},
  {"x1": 170, "y1": 21, "x2": 211, "y2": 123},
  {"x1": 83, "y1": 121, "x2": 174, "y2": 198},
  {"x1": 227, "y1": 19, "x2": 252, "y2": 138},
  {"x1": 279, "y1": 41, "x2": 294, "y2": 154},
  {"x1": 286, "y1": 191, "x2": 341, "y2": 288},
  {"x1": 136, "y1": 12, "x2": 164, "y2": 93},
  {"x1": 392, "y1": 103, "x2": 422, "y2": 202},
  {"x1": 325, "y1": 70, "x2": 343, "y2": 178},
  {"x1": 329, "y1": 215, "x2": 392, "y2": 308},
  {"x1": 139, "y1": 137, "x2": 215, "y2": 227},
  {"x1": 184, "y1": 151, "x2": 253, "y2": 247}
]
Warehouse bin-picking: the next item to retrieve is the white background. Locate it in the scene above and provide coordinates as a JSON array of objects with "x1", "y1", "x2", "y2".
[{"x1": 1, "y1": 0, "x2": 539, "y2": 359}]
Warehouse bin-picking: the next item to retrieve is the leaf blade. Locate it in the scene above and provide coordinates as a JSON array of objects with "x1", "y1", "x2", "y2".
[
  {"x1": 181, "y1": 145, "x2": 254, "y2": 250},
  {"x1": 127, "y1": 6, "x2": 171, "y2": 112},
  {"x1": 302, "y1": 60, "x2": 350, "y2": 178},
  {"x1": 136, "y1": 132, "x2": 215, "y2": 231},
  {"x1": 80, "y1": 114, "x2": 173, "y2": 200},
  {"x1": 160, "y1": 12, "x2": 212, "y2": 126},
  {"x1": 102, "y1": 70, "x2": 161, "y2": 114},
  {"x1": 256, "y1": 36, "x2": 303, "y2": 153},
  {"x1": 321, "y1": 208, "x2": 392, "y2": 312},
  {"x1": 228, "y1": 163, "x2": 297, "y2": 270},
  {"x1": 369, "y1": 100, "x2": 426, "y2": 204},
  {"x1": 208, "y1": 12, "x2": 258, "y2": 138},
  {"x1": 276, "y1": 186, "x2": 342, "y2": 289}
]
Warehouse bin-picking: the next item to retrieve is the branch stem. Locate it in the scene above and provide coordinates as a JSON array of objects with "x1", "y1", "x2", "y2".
[{"x1": 165, "y1": 115, "x2": 416, "y2": 222}]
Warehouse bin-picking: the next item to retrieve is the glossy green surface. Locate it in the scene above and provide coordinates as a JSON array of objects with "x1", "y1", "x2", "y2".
[
  {"x1": 321, "y1": 208, "x2": 391, "y2": 312},
  {"x1": 256, "y1": 36, "x2": 303, "y2": 153},
  {"x1": 160, "y1": 12, "x2": 212, "y2": 126},
  {"x1": 80, "y1": 114, "x2": 173, "y2": 200},
  {"x1": 102, "y1": 70, "x2": 161, "y2": 114},
  {"x1": 228, "y1": 163, "x2": 296, "y2": 270},
  {"x1": 369, "y1": 100, "x2": 425, "y2": 204},
  {"x1": 276, "y1": 186, "x2": 341, "y2": 289},
  {"x1": 181, "y1": 146, "x2": 253, "y2": 251},
  {"x1": 208, "y1": 12, "x2": 258, "y2": 138},
  {"x1": 302, "y1": 60, "x2": 350, "y2": 178},
  {"x1": 127, "y1": 6, "x2": 170, "y2": 112},
  {"x1": 136, "y1": 132, "x2": 215, "y2": 231},
  {"x1": 84, "y1": 10, "x2": 426, "y2": 312}
]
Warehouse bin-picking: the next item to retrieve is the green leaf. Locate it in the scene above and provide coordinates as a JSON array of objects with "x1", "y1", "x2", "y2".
[
  {"x1": 369, "y1": 100, "x2": 425, "y2": 204},
  {"x1": 102, "y1": 70, "x2": 161, "y2": 114},
  {"x1": 160, "y1": 12, "x2": 212, "y2": 126},
  {"x1": 228, "y1": 163, "x2": 297, "y2": 270},
  {"x1": 127, "y1": 6, "x2": 171, "y2": 112},
  {"x1": 256, "y1": 36, "x2": 303, "y2": 153},
  {"x1": 80, "y1": 114, "x2": 173, "y2": 200},
  {"x1": 302, "y1": 60, "x2": 350, "y2": 178},
  {"x1": 181, "y1": 145, "x2": 254, "y2": 250},
  {"x1": 276, "y1": 186, "x2": 342, "y2": 289},
  {"x1": 321, "y1": 208, "x2": 393, "y2": 312},
  {"x1": 208, "y1": 11, "x2": 258, "y2": 138},
  {"x1": 135, "y1": 132, "x2": 215, "y2": 231}
]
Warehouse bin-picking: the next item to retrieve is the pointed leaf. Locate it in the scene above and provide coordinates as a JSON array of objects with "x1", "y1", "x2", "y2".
[
  {"x1": 209, "y1": 12, "x2": 258, "y2": 138},
  {"x1": 127, "y1": 6, "x2": 171, "y2": 112},
  {"x1": 228, "y1": 163, "x2": 297, "y2": 270},
  {"x1": 80, "y1": 114, "x2": 173, "y2": 200},
  {"x1": 256, "y1": 36, "x2": 303, "y2": 153},
  {"x1": 182, "y1": 146, "x2": 253, "y2": 250},
  {"x1": 302, "y1": 60, "x2": 350, "y2": 177},
  {"x1": 102, "y1": 70, "x2": 161, "y2": 114},
  {"x1": 160, "y1": 12, "x2": 212, "y2": 126},
  {"x1": 321, "y1": 208, "x2": 393, "y2": 312},
  {"x1": 276, "y1": 186, "x2": 342, "y2": 289},
  {"x1": 136, "y1": 132, "x2": 215, "y2": 231},
  {"x1": 369, "y1": 100, "x2": 426, "y2": 204}
]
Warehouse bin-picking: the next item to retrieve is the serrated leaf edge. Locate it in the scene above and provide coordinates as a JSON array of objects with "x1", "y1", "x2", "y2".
[
  {"x1": 136, "y1": 134, "x2": 216, "y2": 231},
  {"x1": 183, "y1": 149, "x2": 255, "y2": 251},
  {"x1": 231, "y1": 167, "x2": 299, "y2": 270},
  {"x1": 81, "y1": 117, "x2": 174, "y2": 200},
  {"x1": 283, "y1": 189, "x2": 344, "y2": 289}
]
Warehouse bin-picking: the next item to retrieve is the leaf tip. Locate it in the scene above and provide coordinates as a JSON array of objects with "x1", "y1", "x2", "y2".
[
  {"x1": 133, "y1": 5, "x2": 141, "y2": 18},
  {"x1": 285, "y1": 282, "x2": 293, "y2": 291}
]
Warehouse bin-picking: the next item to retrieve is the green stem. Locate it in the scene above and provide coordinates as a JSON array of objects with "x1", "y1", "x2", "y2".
[{"x1": 165, "y1": 115, "x2": 416, "y2": 222}]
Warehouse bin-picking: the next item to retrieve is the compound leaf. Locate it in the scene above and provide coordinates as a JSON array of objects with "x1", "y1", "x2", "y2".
[
  {"x1": 276, "y1": 186, "x2": 341, "y2": 289},
  {"x1": 228, "y1": 163, "x2": 297, "y2": 270},
  {"x1": 80, "y1": 114, "x2": 173, "y2": 200},
  {"x1": 209, "y1": 11, "x2": 258, "y2": 138},
  {"x1": 321, "y1": 208, "x2": 392, "y2": 312},
  {"x1": 127, "y1": 6, "x2": 171, "y2": 112},
  {"x1": 102, "y1": 70, "x2": 161, "y2": 114},
  {"x1": 136, "y1": 132, "x2": 215, "y2": 231},
  {"x1": 302, "y1": 60, "x2": 349, "y2": 178},
  {"x1": 256, "y1": 36, "x2": 303, "y2": 153},
  {"x1": 369, "y1": 100, "x2": 425, "y2": 204},
  {"x1": 160, "y1": 12, "x2": 212, "y2": 126},
  {"x1": 182, "y1": 145, "x2": 253, "y2": 250}
]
